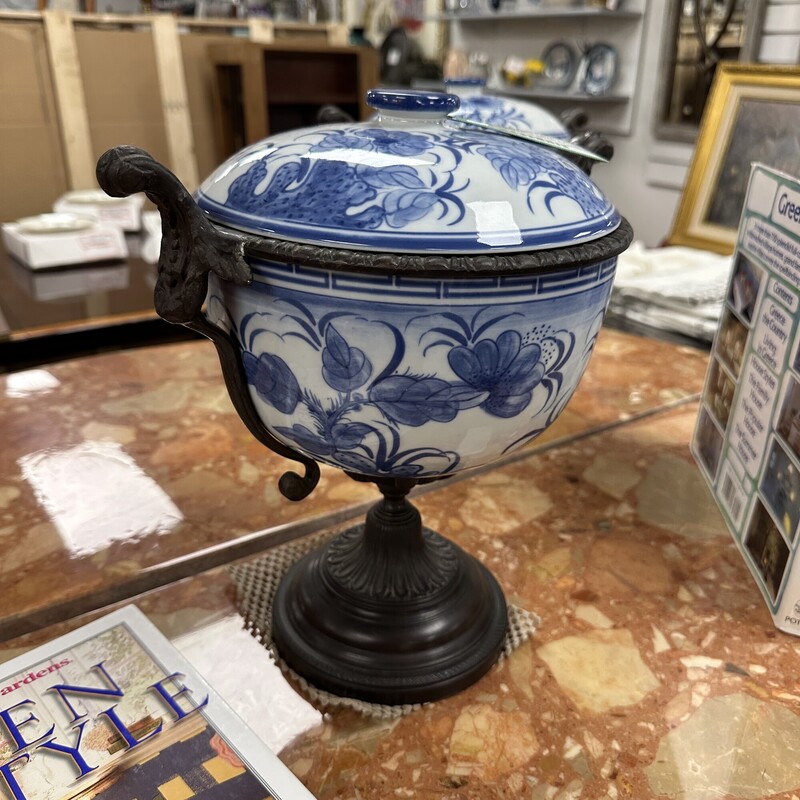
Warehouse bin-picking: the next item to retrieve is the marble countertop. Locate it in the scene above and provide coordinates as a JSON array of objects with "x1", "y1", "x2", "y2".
[
  {"x1": 3, "y1": 329, "x2": 795, "y2": 799},
  {"x1": 0, "y1": 329, "x2": 707, "y2": 639}
]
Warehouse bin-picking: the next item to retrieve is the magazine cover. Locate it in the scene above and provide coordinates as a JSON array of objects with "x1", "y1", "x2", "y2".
[
  {"x1": 692, "y1": 162, "x2": 800, "y2": 635},
  {"x1": 0, "y1": 606, "x2": 316, "y2": 800}
]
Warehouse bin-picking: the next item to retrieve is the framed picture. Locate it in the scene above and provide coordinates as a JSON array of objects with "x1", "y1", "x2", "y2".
[{"x1": 669, "y1": 64, "x2": 800, "y2": 254}]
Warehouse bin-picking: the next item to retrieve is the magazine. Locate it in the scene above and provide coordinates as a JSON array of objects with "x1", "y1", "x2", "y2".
[{"x1": 0, "y1": 606, "x2": 316, "y2": 799}]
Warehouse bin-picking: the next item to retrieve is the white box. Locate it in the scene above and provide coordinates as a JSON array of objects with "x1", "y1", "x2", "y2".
[
  {"x1": 53, "y1": 190, "x2": 145, "y2": 232},
  {"x1": 2, "y1": 220, "x2": 128, "y2": 269}
]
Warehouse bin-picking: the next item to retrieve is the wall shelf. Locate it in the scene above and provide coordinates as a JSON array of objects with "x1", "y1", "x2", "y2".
[
  {"x1": 497, "y1": 86, "x2": 630, "y2": 104},
  {"x1": 445, "y1": 0, "x2": 647, "y2": 136},
  {"x1": 437, "y1": 8, "x2": 642, "y2": 22}
]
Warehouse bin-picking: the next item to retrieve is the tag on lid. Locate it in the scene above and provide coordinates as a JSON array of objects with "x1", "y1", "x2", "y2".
[{"x1": 448, "y1": 115, "x2": 609, "y2": 163}]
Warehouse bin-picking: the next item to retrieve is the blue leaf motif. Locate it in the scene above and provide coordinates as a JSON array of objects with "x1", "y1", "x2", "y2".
[
  {"x1": 309, "y1": 128, "x2": 430, "y2": 157},
  {"x1": 274, "y1": 423, "x2": 334, "y2": 456},
  {"x1": 461, "y1": 96, "x2": 530, "y2": 131},
  {"x1": 359, "y1": 165, "x2": 426, "y2": 190},
  {"x1": 242, "y1": 350, "x2": 301, "y2": 414},
  {"x1": 369, "y1": 375, "x2": 480, "y2": 427},
  {"x1": 500, "y1": 158, "x2": 536, "y2": 190},
  {"x1": 446, "y1": 384, "x2": 489, "y2": 410},
  {"x1": 360, "y1": 128, "x2": 430, "y2": 156},
  {"x1": 384, "y1": 190, "x2": 439, "y2": 228},
  {"x1": 347, "y1": 205, "x2": 385, "y2": 230},
  {"x1": 321, "y1": 324, "x2": 372, "y2": 392}
]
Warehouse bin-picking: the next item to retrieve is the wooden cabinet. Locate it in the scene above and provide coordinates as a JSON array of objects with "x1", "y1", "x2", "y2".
[{"x1": 209, "y1": 40, "x2": 379, "y2": 161}]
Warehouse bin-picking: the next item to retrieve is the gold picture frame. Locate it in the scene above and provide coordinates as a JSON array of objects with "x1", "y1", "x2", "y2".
[{"x1": 669, "y1": 64, "x2": 800, "y2": 255}]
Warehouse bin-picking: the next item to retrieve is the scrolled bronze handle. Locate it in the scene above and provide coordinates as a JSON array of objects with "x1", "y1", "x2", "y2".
[
  {"x1": 97, "y1": 145, "x2": 254, "y2": 323},
  {"x1": 96, "y1": 146, "x2": 320, "y2": 501}
]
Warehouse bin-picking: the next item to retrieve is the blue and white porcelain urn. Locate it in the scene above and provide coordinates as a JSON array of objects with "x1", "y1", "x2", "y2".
[{"x1": 97, "y1": 89, "x2": 632, "y2": 706}]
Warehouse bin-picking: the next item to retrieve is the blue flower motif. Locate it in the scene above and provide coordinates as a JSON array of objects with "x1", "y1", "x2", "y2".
[
  {"x1": 308, "y1": 131, "x2": 368, "y2": 152},
  {"x1": 311, "y1": 128, "x2": 430, "y2": 157},
  {"x1": 460, "y1": 97, "x2": 529, "y2": 131},
  {"x1": 369, "y1": 376, "x2": 484, "y2": 427},
  {"x1": 477, "y1": 143, "x2": 538, "y2": 190},
  {"x1": 242, "y1": 350, "x2": 302, "y2": 414},
  {"x1": 322, "y1": 324, "x2": 372, "y2": 392},
  {"x1": 447, "y1": 331, "x2": 545, "y2": 418}
]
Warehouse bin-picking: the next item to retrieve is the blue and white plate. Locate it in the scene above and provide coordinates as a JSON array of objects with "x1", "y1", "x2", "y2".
[{"x1": 580, "y1": 44, "x2": 618, "y2": 96}]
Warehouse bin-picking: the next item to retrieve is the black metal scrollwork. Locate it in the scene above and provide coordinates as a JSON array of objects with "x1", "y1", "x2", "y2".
[
  {"x1": 96, "y1": 146, "x2": 320, "y2": 501},
  {"x1": 96, "y1": 145, "x2": 252, "y2": 323}
]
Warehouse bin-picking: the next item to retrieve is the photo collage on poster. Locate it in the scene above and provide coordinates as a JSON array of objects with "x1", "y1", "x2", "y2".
[
  {"x1": 695, "y1": 251, "x2": 763, "y2": 482},
  {"x1": 695, "y1": 246, "x2": 800, "y2": 603},
  {"x1": 749, "y1": 337, "x2": 800, "y2": 600},
  {"x1": 692, "y1": 164, "x2": 800, "y2": 626}
]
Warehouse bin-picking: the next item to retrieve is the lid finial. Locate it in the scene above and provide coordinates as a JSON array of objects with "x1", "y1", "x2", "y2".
[{"x1": 367, "y1": 89, "x2": 460, "y2": 119}]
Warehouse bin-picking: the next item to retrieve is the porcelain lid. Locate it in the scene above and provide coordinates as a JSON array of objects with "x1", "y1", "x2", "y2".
[
  {"x1": 444, "y1": 78, "x2": 569, "y2": 140},
  {"x1": 196, "y1": 89, "x2": 619, "y2": 255}
]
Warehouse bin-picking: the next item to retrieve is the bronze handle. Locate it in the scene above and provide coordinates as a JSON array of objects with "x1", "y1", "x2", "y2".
[{"x1": 96, "y1": 146, "x2": 320, "y2": 501}]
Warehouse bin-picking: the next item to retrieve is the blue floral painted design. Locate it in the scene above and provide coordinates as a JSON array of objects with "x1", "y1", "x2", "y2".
[
  {"x1": 228, "y1": 298, "x2": 577, "y2": 476},
  {"x1": 448, "y1": 331, "x2": 545, "y2": 418},
  {"x1": 322, "y1": 325, "x2": 372, "y2": 391},
  {"x1": 220, "y1": 126, "x2": 607, "y2": 239},
  {"x1": 242, "y1": 350, "x2": 301, "y2": 414},
  {"x1": 457, "y1": 96, "x2": 531, "y2": 132},
  {"x1": 462, "y1": 139, "x2": 606, "y2": 215},
  {"x1": 310, "y1": 127, "x2": 430, "y2": 157},
  {"x1": 225, "y1": 128, "x2": 468, "y2": 232},
  {"x1": 369, "y1": 376, "x2": 484, "y2": 427}
]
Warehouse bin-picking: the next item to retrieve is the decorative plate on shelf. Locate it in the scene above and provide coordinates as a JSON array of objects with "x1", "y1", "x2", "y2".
[
  {"x1": 580, "y1": 43, "x2": 618, "y2": 96},
  {"x1": 541, "y1": 41, "x2": 578, "y2": 89}
]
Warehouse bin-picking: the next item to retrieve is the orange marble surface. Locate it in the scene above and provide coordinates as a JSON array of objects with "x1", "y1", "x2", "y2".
[
  {"x1": 2, "y1": 400, "x2": 797, "y2": 800},
  {"x1": 0, "y1": 328, "x2": 708, "y2": 638}
]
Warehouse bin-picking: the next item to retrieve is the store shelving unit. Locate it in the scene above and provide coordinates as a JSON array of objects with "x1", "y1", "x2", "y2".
[
  {"x1": 438, "y1": 7, "x2": 642, "y2": 20},
  {"x1": 445, "y1": 2, "x2": 647, "y2": 136},
  {"x1": 498, "y1": 86, "x2": 631, "y2": 103}
]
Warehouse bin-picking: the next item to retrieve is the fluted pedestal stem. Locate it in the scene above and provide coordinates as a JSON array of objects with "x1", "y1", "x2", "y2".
[{"x1": 271, "y1": 482, "x2": 508, "y2": 705}]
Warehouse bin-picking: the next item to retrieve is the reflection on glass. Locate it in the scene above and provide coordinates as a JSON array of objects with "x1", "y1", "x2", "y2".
[
  {"x1": 5, "y1": 369, "x2": 61, "y2": 398},
  {"x1": 468, "y1": 200, "x2": 522, "y2": 247},
  {"x1": 19, "y1": 441, "x2": 183, "y2": 557},
  {"x1": 173, "y1": 616, "x2": 323, "y2": 753},
  {"x1": 7, "y1": 258, "x2": 130, "y2": 302}
]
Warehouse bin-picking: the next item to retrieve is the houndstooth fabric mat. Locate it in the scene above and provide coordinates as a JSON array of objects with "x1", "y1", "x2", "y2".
[{"x1": 229, "y1": 529, "x2": 540, "y2": 719}]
